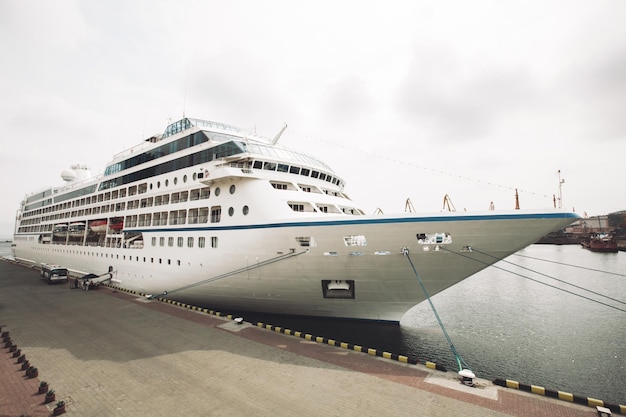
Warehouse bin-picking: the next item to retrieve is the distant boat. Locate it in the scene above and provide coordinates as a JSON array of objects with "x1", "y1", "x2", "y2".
[{"x1": 581, "y1": 232, "x2": 618, "y2": 253}]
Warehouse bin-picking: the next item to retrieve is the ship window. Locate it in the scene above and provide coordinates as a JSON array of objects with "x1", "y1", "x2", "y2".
[
  {"x1": 178, "y1": 237, "x2": 183, "y2": 247},
  {"x1": 180, "y1": 191, "x2": 188, "y2": 202},
  {"x1": 169, "y1": 211, "x2": 178, "y2": 225},
  {"x1": 321, "y1": 280, "x2": 355, "y2": 299},
  {"x1": 277, "y1": 163, "x2": 289, "y2": 172},
  {"x1": 242, "y1": 205, "x2": 249, "y2": 215},
  {"x1": 177, "y1": 210, "x2": 186, "y2": 224},
  {"x1": 301, "y1": 168, "x2": 310, "y2": 176},
  {"x1": 289, "y1": 166, "x2": 300, "y2": 174},
  {"x1": 416, "y1": 233, "x2": 452, "y2": 245},
  {"x1": 289, "y1": 203, "x2": 304, "y2": 212},
  {"x1": 200, "y1": 187, "x2": 210, "y2": 199},
  {"x1": 263, "y1": 162, "x2": 276, "y2": 171},
  {"x1": 174, "y1": 177, "x2": 178, "y2": 185},
  {"x1": 151, "y1": 237, "x2": 156, "y2": 246},
  {"x1": 199, "y1": 207, "x2": 209, "y2": 223},
  {"x1": 168, "y1": 237, "x2": 174, "y2": 247},
  {"x1": 199, "y1": 237, "x2": 206, "y2": 248},
  {"x1": 228, "y1": 207, "x2": 234, "y2": 216},
  {"x1": 188, "y1": 208, "x2": 199, "y2": 224},
  {"x1": 183, "y1": 175, "x2": 187, "y2": 183},
  {"x1": 211, "y1": 236, "x2": 218, "y2": 248},
  {"x1": 211, "y1": 206, "x2": 221, "y2": 223},
  {"x1": 295, "y1": 236, "x2": 316, "y2": 247},
  {"x1": 187, "y1": 237, "x2": 194, "y2": 248},
  {"x1": 253, "y1": 160, "x2": 262, "y2": 169},
  {"x1": 344, "y1": 235, "x2": 367, "y2": 246},
  {"x1": 214, "y1": 187, "x2": 221, "y2": 197},
  {"x1": 159, "y1": 237, "x2": 165, "y2": 246},
  {"x1": 229, "y1": 184, "x2": 236, "y2": 194},
  {"x1": 272, "y1": 182, "x2": 288, "y2": 190}
]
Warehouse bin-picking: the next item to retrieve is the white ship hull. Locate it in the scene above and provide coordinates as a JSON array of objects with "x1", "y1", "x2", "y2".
[
  {"x1": 12, "y1": 117, "x2": 579, "y2": 322},
  {"x1": 13, "y1": 211, "x2": 576, "y2": 322}
]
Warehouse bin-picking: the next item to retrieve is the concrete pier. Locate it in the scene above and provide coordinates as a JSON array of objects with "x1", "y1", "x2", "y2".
[{"x1": 0, "y1": 260, "x2": 594, "y2": 416}]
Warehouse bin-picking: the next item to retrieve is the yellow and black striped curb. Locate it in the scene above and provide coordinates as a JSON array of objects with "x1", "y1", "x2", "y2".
[
  {"x1": 103, "y1": 284, "x2": 233, "y2": 318},
  {"x1": 253, "y1": 321, "x2": 448, "y2": 372},
  {"x1": 102, "y1": 284, "x2": 449, "y2": 372},
  {"x1": 493, "y1": 378, "x2": 625, "y2": 415}
]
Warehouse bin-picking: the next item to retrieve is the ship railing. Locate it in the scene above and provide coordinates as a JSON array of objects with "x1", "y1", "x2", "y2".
[
  {"x1": 54, "y1": 173, "x2": 103, "y2": 194},
  {"x1": 112, "y1": 141, "x2": 153, "y2": 160}
]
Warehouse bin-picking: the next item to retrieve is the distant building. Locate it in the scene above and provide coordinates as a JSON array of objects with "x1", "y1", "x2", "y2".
[{"x1": 567, "y1": 215, "x2": 610, "y2": 234}]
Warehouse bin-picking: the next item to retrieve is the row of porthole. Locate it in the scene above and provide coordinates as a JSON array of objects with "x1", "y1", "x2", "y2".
[
  {"x1": 150, "y1": 174, "x2": 190, "y2": 190},
  {"x1": 149, "y1": 175, "x2": 238, "y2": 198}
]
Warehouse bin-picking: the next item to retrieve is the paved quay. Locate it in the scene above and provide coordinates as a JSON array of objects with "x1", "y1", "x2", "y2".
[{"x1": 0, "y1": 260, "x2": 596, "y2": 417}]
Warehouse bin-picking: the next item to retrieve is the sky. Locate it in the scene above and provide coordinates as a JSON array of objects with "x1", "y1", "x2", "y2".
[{"x1": 1, "y1": 0, "x2": 625, "y2": 238}]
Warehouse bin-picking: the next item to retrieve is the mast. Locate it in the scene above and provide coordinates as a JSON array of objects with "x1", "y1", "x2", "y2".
[{"x1": 557, "y1": 170, "x2": 565, "y2": 209}]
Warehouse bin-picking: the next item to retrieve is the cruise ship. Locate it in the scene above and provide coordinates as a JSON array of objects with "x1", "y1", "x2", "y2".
[{"x1": 12, "y1": 117, "x2": 579, "y2": 322}]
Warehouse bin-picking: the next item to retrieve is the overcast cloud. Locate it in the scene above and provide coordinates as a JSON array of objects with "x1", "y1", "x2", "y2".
[{"x1": 1, "y1": 0, "x2": 625, "y2": 237}]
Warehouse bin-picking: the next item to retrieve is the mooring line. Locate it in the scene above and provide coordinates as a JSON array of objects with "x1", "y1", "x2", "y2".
[
  {"x1": 472, "y1": 248, "x2": 625, "y2": 307},
  {"x1": 441, "y1": 247, "x2": 626, "y2": 314},
  {"x1": 155, "y1": 249, "x2": 309, "y2": 298},
  {"x1": 402, "y1": 247, "x2": 471, "y2": 373},
  {"x1": 513, "y1": 252, "x2": 626, "y2": 278}
]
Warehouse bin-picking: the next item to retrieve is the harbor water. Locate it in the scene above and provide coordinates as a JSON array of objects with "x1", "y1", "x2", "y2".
[{"x1": 1, "y1": 242, "x2": 624, "y2": 405}]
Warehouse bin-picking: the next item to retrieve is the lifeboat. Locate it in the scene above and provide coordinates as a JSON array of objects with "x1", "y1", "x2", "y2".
[
  {"x1": 89, "y1": 219, "x2": 108, "y2": 234},
  {"x1": 52, "y1": 224, "x2": 68, "y2": 237},
  {"x1": 68, "y1": 222, "x2": 86, "y2": 237}
]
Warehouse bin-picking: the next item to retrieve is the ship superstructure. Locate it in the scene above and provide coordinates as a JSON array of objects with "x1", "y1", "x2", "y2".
[{"x1": 13, "y1": 117, "x2": 579, "y2": 322}]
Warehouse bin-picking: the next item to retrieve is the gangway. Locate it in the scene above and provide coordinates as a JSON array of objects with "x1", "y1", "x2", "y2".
[{"x1": 79, "y1": 268, "x2": 114, "y2": 289}]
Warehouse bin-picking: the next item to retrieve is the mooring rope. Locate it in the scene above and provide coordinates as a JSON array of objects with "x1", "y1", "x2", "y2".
[
  {"x1": 513, "y1": 252, "x2": 626, "y2": 278},
  {"x1": 441, "y1": 247, "x2": 626, "y2": 314},
  {"x1": 402, "y1": 247, "x2": 471, "y2": 372},
  {"x1": 155, "y1": 249, "x2": 309, "y2": 298}
]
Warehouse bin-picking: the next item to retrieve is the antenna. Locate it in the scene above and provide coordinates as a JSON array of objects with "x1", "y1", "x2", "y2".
[
  {"x1": 271, "y1": 124, "x2": 288, "y2": 145},
  {"x1": 182, "y1": 84, "x2": 188, "y2": 118},
  {"x1": 557, "y1": 170, "x2": 565, "y2": 209}
]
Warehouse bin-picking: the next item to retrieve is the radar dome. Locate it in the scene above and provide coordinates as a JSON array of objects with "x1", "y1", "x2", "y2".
[{"x1": 61, "y1": 169, "x2": 77, "y2": 182}]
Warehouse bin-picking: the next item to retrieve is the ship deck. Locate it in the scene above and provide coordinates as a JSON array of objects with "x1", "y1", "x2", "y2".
[{"x1": 0, "y1": 259, "x2": 598, "y2": 417}]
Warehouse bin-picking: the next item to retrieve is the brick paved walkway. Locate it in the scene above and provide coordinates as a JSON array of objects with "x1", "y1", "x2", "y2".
[
  {"x1": 0, "y1": 260, "x2": 596, "y2": 417},
  {"x1": 0, "y1": 333, "x2": 50, "y2": 417}
]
